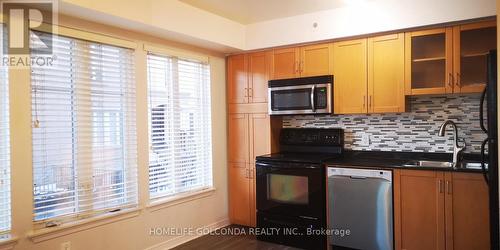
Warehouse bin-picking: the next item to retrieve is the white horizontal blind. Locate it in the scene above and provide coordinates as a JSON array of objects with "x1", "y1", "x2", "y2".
[
  {"x1": 31, "y1": 31, "x2": 137, "y2": 222},
  {"x1": 147, "y1": 53, "x2": 212, "y2": 199},
  {"x1": 0, "y1": 26, "x2": 10, "y2": 234}
]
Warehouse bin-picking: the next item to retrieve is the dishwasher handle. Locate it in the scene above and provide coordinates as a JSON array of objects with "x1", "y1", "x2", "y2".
[{"x1": 328, "y1": 167, "x2": 392, "y2": 182}]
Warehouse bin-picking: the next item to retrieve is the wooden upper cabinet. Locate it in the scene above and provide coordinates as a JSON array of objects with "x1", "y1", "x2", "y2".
[
  {"x1": 228, "y1": 113, "x2": 249, "y2": 164},
  {"x1": 248, "y1": 52, "x2": 271, "y2": 103},
  {"x1": 453, "y1": 21, "x2": 496, "y2": 94},
  {"x1": 400, "y1": 170, "x2": 446, "y2": 250},
  {"x1": 271, "y1": 44, "x2": 333, "y2": 79},
  {"x1": 300, "y1": 43, "x2": 333, "y2": 77},
  {"x1": 368, "y1": 33, "x2": 405, "y2": 113},
  {"x1": 446, "y1": 172, "x2": 490, "y2": 250},
  {"x1": 272, "y1": 48, "x2": 299, "y2": 79},
  {"x1": 333, "y1": 39, "x2": 368, "y2": 114},
  {"x1": 405, "y1": 28, "x2": 453, "y2": 95},
  {"x1": 227, "y1": 54, "x2": 249, "y2": 104}
]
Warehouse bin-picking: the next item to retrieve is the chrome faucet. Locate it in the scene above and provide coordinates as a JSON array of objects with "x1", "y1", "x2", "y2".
[{"x1": 438, "y1": 120, "x2": 465, "y2": 167}]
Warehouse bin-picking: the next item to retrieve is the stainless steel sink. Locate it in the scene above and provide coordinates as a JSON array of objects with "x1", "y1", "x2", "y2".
[
  {"x1": 462, "y1": 162, "x2": 488, "y2": 169},
  {"x1": 403, "y1": 160, "x2": 454, "y2": 168}
]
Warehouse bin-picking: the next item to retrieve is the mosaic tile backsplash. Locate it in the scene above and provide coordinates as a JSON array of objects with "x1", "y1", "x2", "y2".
[{"x1": 283, "y1": 94, "x2": 486, "y2": 153}]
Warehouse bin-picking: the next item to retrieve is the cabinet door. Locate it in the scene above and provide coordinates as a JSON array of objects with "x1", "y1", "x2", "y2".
[
  {"x1": 444, "y1": 172, "x2": 489, "y2": 250},
  {"x1": 228, "y1": 114, "x2": 249, "y2": 164},
  {"x1": 333, "y1": 39, "x2": 368, "y2": 114},
  {"x1": 453, "y1": 21, "x2": 496, "y2": 93},
  {"x1": 249, "y1": 114, "x2": 271, "y2": 164},
  {"x1": 248, "y1": 52, "x2": 270, "y2": 103},
  {"x1": 368, "y1": 33, "x2": 405, "y2": 113},
  {"x1": 272, "y1": 48, "x2": 299, "y2": 79},
  {"x1": 229, "y1": 163, "x2": 252, "y2": 226},
  {"x1": 227, "y1": 54, "x2": 248, "y2": 104},
  {"x1": 405, "y1": 28, "x2": 453, "y2": 95},
  {"x1": 300, "y1": 43, "x2": 333, "y2": 77},
  {"x1": 249, "y1": 163, "x2": 256, "y2": 227},
  {"x1": 400, "y1": 170, "x2": 445, "y2": 250}
]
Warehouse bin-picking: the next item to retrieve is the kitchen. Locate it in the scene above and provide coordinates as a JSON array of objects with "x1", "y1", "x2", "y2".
[
  {"x1": 227, "y1": 15, "x2": 496, "y2": 250},
  {"x1": 0, "y1": 1, "x2": 498, "y2": 250}
]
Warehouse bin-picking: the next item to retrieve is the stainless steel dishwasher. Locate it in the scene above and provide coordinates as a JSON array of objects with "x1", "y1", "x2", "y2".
[{"x1": 327, "y1": 167, "x2": 393, "y2": 250}]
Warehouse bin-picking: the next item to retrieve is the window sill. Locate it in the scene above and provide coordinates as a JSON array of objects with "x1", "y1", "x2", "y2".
[
  {"x1": 27, "y1": 207, "x2": 141, "y2": 243},
  {"x1": 0, "y1": 236, "x2": 18, "y2": 250},
  {"x1": 147, "y1": 188, "x2": 216, "y2": 212}
]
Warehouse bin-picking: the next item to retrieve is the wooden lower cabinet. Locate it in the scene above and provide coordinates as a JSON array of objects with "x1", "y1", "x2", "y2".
[
  {"x1": 446, "y1": 172, "x2": 490, "y2": 250},
  {"x1": 228, "y1": 163, "x2": 253, "y2": 226},
  {"x1": 397, "y1": 170, "x2": 489, "y2": 250},
  {"x1": 228, "y1": 113, "x2": 271, "y2": 227},
  {"x1": 399, "y1": 170, "x2": 446, "y2": 250}
]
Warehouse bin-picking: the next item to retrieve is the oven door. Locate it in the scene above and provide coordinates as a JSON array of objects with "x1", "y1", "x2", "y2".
[
  {"x1": 268, "y1": 83, "x2": 331, "y2": 115},
  {"x1": 256, "y1": 161, "x2": 326, "y2": 220}
]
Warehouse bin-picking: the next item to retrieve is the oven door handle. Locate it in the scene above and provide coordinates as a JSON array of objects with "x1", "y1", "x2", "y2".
[{"x1": 311, "y1": 85, "x2": 316, "y2": 112}]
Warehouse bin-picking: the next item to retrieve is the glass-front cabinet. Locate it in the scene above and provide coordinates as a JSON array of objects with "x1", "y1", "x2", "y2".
[
  {"x1": 405, "y1": 20, "x2": 496, "y2": 95},
  {"x1": 454, "y1": 21, "x2": 497, "y2": 93},
  {"x1": 405, "y1": 28, "x2": 453, "y2": 95}
]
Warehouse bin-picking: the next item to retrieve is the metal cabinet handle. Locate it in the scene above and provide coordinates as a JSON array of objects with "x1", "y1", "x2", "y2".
[
  {"x1": 311, "y1": 85, "x2": 316, "y2": 112},
  {"x1": 244, "y1": 87, "x2": 248, "y2": 97},
  {"x1": 438, "y1": 180, "x2": 444, "y2": 193},
  {"x1": 248, "y1": 88, "x2": 253, "y2": 98},
  {"x1": 300, "y1": 61, "x2": 304, "y2": 73},
  {"x1": 245, "y1": 168, "x2": 250, "y2": 179},
  {"x1": 448, "y1": 73, "x2": 453, "y2": 89},
  {"x1": 294, "y1": 61, "x2": 299, "y2": 73},
  {"x1": 363, "y1": 95, "x2": 366, "y2": 109},
  {"x1": 446, "y1": 180, "x2": 452, "y2": 194},
  {"x1": 455, "y1": 73, "x2": 461, "y2": 88},
  {"x1": 369, "y1": 95, "x2": 372, "y2": 108}
]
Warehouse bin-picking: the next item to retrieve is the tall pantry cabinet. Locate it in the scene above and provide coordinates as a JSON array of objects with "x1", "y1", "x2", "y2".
[{"x1": 227, "y1": 51, "x2": 275, "y2": 226}]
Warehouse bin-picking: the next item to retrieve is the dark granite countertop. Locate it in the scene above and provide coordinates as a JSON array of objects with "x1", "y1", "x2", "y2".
[{"x1": 324, "y1": 150, "x2": 487, "y2": 173}]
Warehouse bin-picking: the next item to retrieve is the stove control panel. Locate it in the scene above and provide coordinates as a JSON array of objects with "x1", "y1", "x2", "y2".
[{"x1": 280, "y1": 128, "x2": 344, "y2": 146}]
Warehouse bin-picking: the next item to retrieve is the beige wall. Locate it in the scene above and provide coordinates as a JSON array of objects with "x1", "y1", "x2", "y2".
[{"x1": 7, "y1": 14, "x2": 228, "y2": 250}]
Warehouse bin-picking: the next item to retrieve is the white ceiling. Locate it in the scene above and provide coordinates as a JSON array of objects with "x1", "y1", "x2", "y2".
[{"x1": 180, "y1": 0, "x2": 347, "y2": 24}]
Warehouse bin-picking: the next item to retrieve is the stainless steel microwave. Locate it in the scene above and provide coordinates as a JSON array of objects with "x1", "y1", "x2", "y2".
[{"x1": 268, "y1": 75, "x2": 333, "y2": 115}]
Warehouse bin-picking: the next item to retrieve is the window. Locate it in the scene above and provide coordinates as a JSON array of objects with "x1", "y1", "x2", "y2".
[
  {"x1": 147, "y1": 53, "x2": 212, "y2": 200},
  {"x1": 0, "y1": 27, "x2": 10, "y2": 235},
  {"x1": 31, "y1": 31, "x2": 137, "y2": 222}
]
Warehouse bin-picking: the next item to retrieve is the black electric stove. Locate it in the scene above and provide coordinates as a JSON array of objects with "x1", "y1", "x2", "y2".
[{"x1": 255, "y1": 128, "x2": 344, "y2": 250}]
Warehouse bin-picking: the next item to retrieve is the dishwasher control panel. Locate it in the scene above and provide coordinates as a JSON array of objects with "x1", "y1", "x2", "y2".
[{"x1": 327, "y1": 167, "x2": 392, "y2": 182}]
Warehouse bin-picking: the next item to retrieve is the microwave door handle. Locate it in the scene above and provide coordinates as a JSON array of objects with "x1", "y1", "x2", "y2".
[{"x1": 311, "y1": 85, "x2": 316, "y2": 112}]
